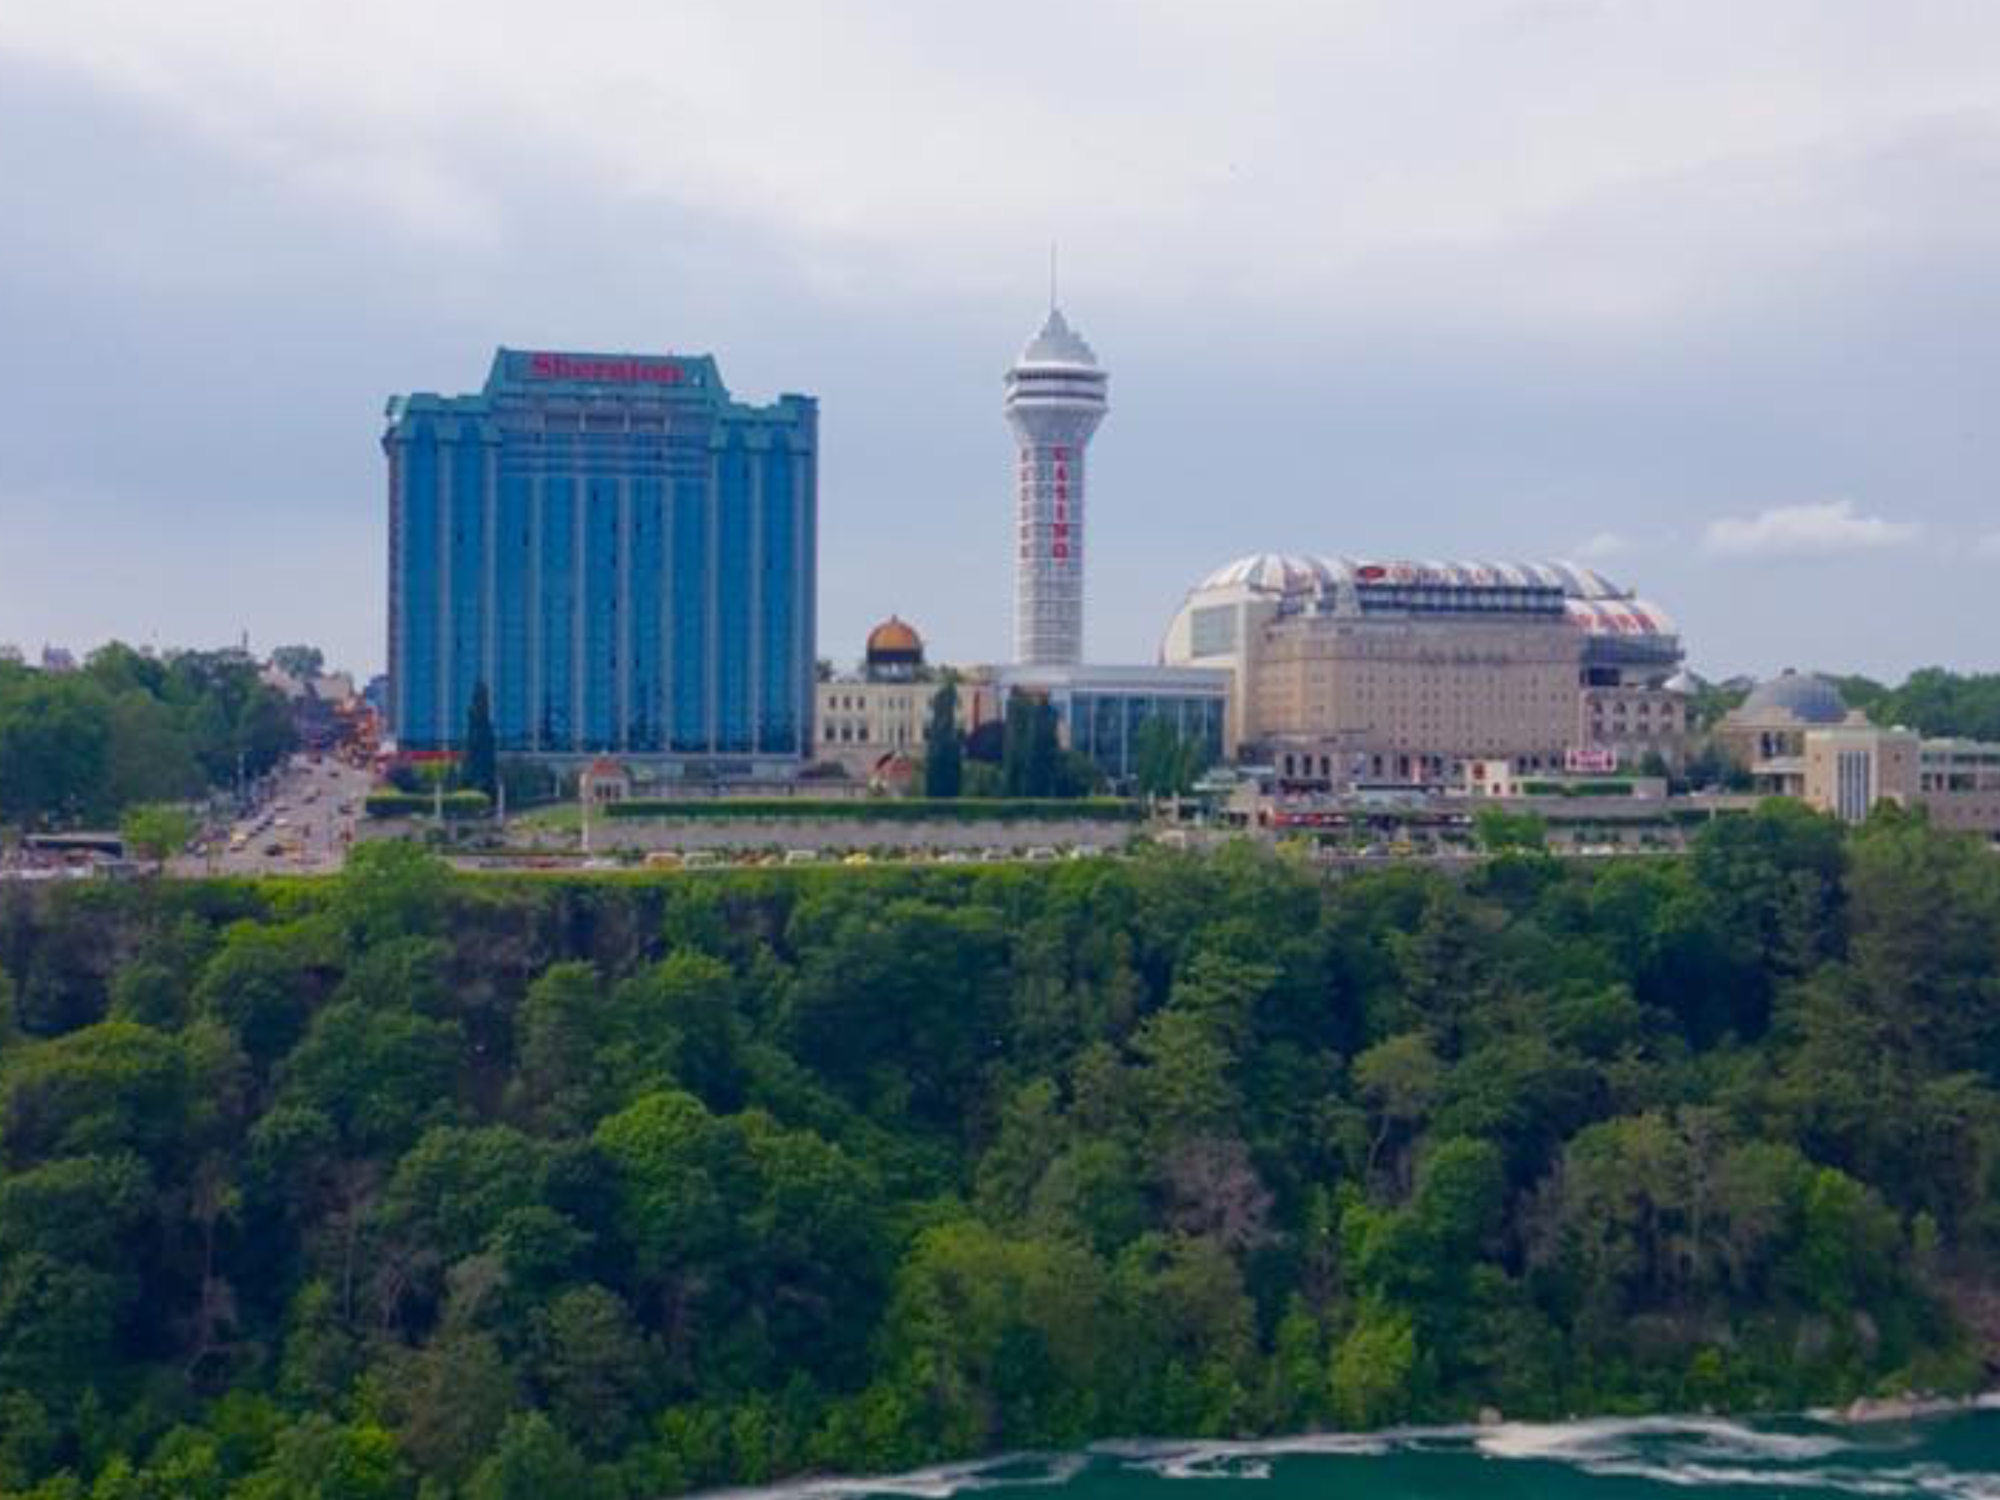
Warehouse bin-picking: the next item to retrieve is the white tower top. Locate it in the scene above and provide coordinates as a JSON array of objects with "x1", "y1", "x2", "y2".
[{"x1": 1005, "y1": 305, "x2": 1109, "y2": 666}]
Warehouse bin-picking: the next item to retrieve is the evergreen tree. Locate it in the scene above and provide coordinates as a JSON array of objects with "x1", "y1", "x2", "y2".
[
  {"x1": 1001, "y1": 693, "x2": 1034, "y2": 797},
  {"x1": 464, "y1": 681, "x2": 498, "y2": 799},
  {"x1": 924, "y1": 680, "x2": 963, "y2": 798},
  {"x1": 1026, "y1": 697, "x2": 1061, "y2": 797},
  {"x1": 1002, "y1": 693, "x2": 1063, "y2": 797}
]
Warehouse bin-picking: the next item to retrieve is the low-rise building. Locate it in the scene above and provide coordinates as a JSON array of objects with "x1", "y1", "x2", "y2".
[
  {"x1": 1800, "y1": 724, "x2": 1918, "y2": 822},
  {"x1": 579, "y1": 756, "x2": 634, "y2": 805},
  {"x1": 813, "y1": 618, "x2": 943, "y2": 784},
  {"x1": 1796, "y1": 723, "x2": 2000, "y2": 838},
  {"x1": 1714, "y1": 670, "x2": 1865, "y2": 793},
  {"x1": 1463, "y1": 758, "x2": 1668, "y2": 801},
  {"x1": 1161, "y1": 555, "x2": 1686, "y2": 785}
]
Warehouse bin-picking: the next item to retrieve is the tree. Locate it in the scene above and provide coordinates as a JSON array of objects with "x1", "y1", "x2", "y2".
[
  {"x1": 1328, "y1": 1304, "x2": 1417, "y2": 1428},
  {"x1": 0, "y1": 1157, "x2": 170, "y2": 1435},
  {"x1": 923, "y1": 680, "x2": 963, "y2": 798},
  {"x1": 102, "y1": 694, "x2": 203, "y2": 809},
  {"x1": 1867, "y1": 667, "x2": 2000, "y2": 743},
  {"x1": 1353, "y1": 1032, "x2": 1443, "y2": 1184},
  {"x1": 270, "y1": 646, "x2": 326, "y2": 682},
  {"x1": 1056, "y1": 748, "x2": 1107, "y2": 798},
  {"x1": 529, "y1": 1286, "x2": 652, "y2": 1450},
  {"x1": 964, "y1": 719, "x2": 1006, "y2": 764},
  {"x1": 1693, "y1": 798, "x2": 1845, "y2": 988},
  {"x1": 279, "y1": 1001, "x2": 461, "y2": 1157},
  {"x1": 1, "y1": 1022, "x2": 189, "y2": 1165},
  {"x1": 465, "y1": 1413, "x2": 590, "y2": 1500},
  {"x1": 0, "y1": 673, "x2": 110, "y2": 825},
  {"x1": 879, "y1": 1219, "x2": 1111, "y2": 1452},
  {"x1": 389, "y1": 1331, "x2": 520, "y2": 1485},
  {"x1": 120, "y1": 803, "x2": 197, "y2": 871},
  {"x1": 464, "y1": 682, "x2": 499, "y2": 800},
  {"x1": 238, "y1": 1415, "x2": 411, "y2": 1500},
  {"x1": 1002, "y1": 694, "x2": 1063, "y2": 797},
  {"x1": 1135, "y1": 717, "x2": 1208, "y2": 799},
  {"x1": 1001, "y1": 694, "x2": 1035, "y2": 796},
  {"x1": 1472, "y1": 804, "x2": 1546, "y2": 853},
  {"x1": 1027, "y1": 698, "x2": 1062, "y2": 797},
  {"x1": 511, "y1": 962, "x2": 614, "y2": 1130},
  {"x1": 0, "y1": 643, "x2": 296, "y2": 827},
  {"x1": 330, "y1": 841, "x2": 451, "y2": 947}
]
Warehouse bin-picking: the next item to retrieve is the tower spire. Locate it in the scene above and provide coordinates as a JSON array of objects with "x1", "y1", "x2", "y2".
[{"x1": 1049, "y1": 241, "x2": 1058, "y2": 313}]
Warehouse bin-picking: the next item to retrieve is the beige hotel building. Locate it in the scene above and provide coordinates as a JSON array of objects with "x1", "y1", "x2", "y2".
[{"x1": 1160, "y1": 554, "x2": 1687, "y2": 784}]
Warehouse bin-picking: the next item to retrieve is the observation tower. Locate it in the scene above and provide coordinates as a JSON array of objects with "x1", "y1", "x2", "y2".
[{"x1": 1004, "y1": 304, "x2": 1109, "y2": 665}]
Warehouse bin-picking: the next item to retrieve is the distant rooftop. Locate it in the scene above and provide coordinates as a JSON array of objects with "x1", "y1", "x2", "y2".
[{"x1": 1735, "y1": 670, "x2": 1849, "y2": 726}]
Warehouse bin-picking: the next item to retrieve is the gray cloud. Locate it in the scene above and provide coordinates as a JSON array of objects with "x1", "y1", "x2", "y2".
[{"x1": 3, "y1": 2, "x2": 2000, "y2": 681}]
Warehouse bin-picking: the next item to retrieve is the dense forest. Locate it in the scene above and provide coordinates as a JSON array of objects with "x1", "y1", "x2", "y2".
[
  {"x1": 0, "y1": 646, "x2": 295, "y2": 828},
  {"x1": 1, "y1": 808, "x2": 1998, "y2": 1498}
]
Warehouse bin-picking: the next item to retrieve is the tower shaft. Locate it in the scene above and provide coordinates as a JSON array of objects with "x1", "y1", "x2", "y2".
[{"x1": 1004, "y1": 308, "x2": 1108, "y2": 666}]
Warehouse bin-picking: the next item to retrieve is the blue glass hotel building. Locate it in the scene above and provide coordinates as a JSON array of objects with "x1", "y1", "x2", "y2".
[{"x1": 385, "y1": 349, "x2": 817, "y2": 775}]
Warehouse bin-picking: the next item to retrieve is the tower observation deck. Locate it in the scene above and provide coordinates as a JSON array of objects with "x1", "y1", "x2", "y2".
[{"x1": 1004, "y1": 307, "x2": 1108, "y2": 666}]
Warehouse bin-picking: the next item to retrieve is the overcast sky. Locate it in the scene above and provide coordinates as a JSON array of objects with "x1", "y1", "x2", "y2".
[{"x1": 3, "y1": 0, "x2": 1999, "y2": 682}]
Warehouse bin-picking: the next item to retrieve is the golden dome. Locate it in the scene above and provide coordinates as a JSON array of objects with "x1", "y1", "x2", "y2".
[{"x1": 865, "y1": 616, "x2": 924, "y2": 659}]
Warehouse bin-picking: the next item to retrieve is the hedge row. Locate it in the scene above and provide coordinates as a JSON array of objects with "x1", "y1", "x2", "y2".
[
  {"x1": 1518, "y1": 780, "x2": 1638, "y2": 799},
  {"x1": 364, "y1": 790, "x2": 493, "y2": 819},
  {"x1": 601, "y1": 797, "x2": 1143, "y2": 823}
]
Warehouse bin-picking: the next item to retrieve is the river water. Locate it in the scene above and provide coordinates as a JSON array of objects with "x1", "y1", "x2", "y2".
[{"x1": 719, "y1": 1407, "x2": 2000, "y2": 1500}]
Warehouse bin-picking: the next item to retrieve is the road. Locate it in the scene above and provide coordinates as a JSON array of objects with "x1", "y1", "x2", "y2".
[{"x1": 182, "y1": 755, "x2": 375, "y2": 877}]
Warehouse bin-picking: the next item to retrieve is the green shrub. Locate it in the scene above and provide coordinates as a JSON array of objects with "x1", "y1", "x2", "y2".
[
  {"x1": 363, "y1": 790, "x2": 492, "y2": 820},
  {"x1": 599, "y1": 797, "x2": 1141, "y2": 824}
]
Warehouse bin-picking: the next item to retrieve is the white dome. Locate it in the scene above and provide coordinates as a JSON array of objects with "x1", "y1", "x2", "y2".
[
  {"x1": 1191, "y1": 554, "x2": 1629, "y2": 601},
  {"x1": 1197, "y1": 553, "x2": 1335, "y2": 594},
  {"x1": 1738, "y1": 671, "x2": 1848, "y2": 725}
]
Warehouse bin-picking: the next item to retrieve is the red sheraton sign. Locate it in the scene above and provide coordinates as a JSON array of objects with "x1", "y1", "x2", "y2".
[{"x1": 526, "y1": 352, "x2": 685, "y2": 385}]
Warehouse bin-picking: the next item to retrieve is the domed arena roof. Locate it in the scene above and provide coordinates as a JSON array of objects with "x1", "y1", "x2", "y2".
[
  {"x1": 1737, "y1": 670, "x2": 1847, "y2": 725},
  {"x1": 865, "y1": 615, "x2": 924, "y2": 660},
  {"x1": 1565, "y1": 597, "x2": 1676, "y2": 637},
  {"x1": 1192, "y1": 554, "x2": 1627, "y2": 601},
  {"x1": 1197, "y1": 553, "x2": 1337, "y2": 594}
]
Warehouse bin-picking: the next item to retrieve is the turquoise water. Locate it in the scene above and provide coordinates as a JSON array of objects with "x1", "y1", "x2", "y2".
[{"x1": 726, "y1": 1408, "x2": 2000, "y2": 1500}]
